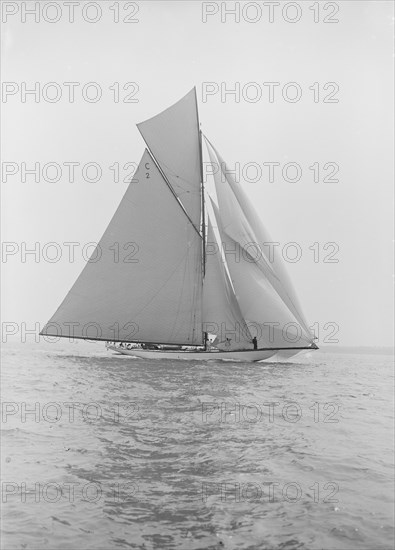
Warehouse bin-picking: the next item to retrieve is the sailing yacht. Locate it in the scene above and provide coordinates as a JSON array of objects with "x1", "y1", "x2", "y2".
[{"x1": 40, "y1": 88, "x2": 318, "y2": 362}]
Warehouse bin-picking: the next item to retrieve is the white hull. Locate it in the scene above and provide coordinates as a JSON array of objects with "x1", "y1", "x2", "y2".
[
  {"x1": 108, "y1": 346, "x2": 303, "y2": 362},
  {"x1": 270, "y1": 349, "x2": 305, "y2": 361}
]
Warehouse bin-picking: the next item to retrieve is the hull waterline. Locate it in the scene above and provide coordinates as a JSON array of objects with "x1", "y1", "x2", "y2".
[{"x1": 108, "y1": 346, "x2": 308, "y2": 362}]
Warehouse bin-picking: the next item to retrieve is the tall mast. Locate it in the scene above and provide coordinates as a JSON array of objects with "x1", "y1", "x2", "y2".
[
  {"x1": 199, "y1": 129, "x2": 206, "y2": 276},
  {"x1": 195, "y1": 88, "x2": 206, "y2": 277},
  {"x1": 195, "y1": 88, "x2": 207, "y2": 350}
]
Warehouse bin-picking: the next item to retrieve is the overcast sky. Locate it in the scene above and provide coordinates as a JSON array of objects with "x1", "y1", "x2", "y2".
[{"x1": 2, "y1": 0, "x2": 394, "y2": 347}]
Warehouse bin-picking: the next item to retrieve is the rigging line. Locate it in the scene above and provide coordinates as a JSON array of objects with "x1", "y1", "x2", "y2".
[
  {"x1": 154, "y1": 157, "x2": 200, "y2": 191},
  {"x1": 195, "y1": 90, "x2": 206, "y2": 279},
  {"x1": 199, "y1": 128, "x2": 206, "y2": 278},
  {"x1": 138, "y1": 144, "x2": 202, "y2": 239},
  {"x1": 194, "y1": 241, "x2": 203, "y2": 340}
]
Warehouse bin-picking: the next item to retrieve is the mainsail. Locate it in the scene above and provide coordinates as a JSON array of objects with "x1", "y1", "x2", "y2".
[{"x1": 41, "y1": 150, "x2": 203, "y2": 345}]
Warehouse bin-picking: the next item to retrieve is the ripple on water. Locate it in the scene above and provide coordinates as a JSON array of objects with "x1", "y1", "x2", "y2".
[{"x1": 1, "y1": 344, "x2": 394, "y2": 550}]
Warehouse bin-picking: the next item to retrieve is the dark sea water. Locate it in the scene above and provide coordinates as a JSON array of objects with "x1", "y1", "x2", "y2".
[{"x1": 1, "y1": 341, "x2": 394, "y2": 550}]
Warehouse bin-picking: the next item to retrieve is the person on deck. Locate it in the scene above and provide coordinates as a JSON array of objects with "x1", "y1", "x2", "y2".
[{"x1": 252, "y1": 337, "x2": 258, "y2": 350}]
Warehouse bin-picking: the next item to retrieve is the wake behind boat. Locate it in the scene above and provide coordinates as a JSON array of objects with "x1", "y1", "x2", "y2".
[{"x1": 40, "y1": 87, "x2": 318, "y2": 362}]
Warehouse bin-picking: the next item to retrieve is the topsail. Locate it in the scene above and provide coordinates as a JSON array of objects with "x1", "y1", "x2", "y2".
[{"x1": 137, "y1": 88, "x2": 202, "y2": 231}]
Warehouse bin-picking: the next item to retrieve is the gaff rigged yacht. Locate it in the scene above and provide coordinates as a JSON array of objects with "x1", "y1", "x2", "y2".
[{"x1": 41, "y1": 88, "x2": 318, "y2": 362}]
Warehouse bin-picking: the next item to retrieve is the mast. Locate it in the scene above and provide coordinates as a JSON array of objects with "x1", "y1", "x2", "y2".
[
  {"x1": 195, "y1": 88, "x2": 206, "y2": 277},
  {"x1": 195, "y1": 89, "x2": 207, "y2": 350},
  {"x1": 199, "y1": 129, "x2": 206, "y2": 275}
]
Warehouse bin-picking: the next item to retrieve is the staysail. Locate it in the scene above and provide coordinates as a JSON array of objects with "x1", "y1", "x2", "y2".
[
  {"x1": 40, "y1": 150, "x2": 203, "y2": 345},
  {"x1": 137, "y1": 88, "x2": 202, "y2": 231},
  {"x1": 202, "y1": 216, "x2": 253, "y2": 350},
  {"x1": 205, "y1": 137, "x2": 312, "y2": 337},
  {"x1": 204, "y1": 138, "x2": 314, "y2": 348}
]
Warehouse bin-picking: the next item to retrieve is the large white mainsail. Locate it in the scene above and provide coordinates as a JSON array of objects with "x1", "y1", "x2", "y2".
[
  {"x1": 204, "y1": 139, "x2": 314, "y2": 349},
  {"x1": 137, "y1": 88, "x2": 202, "y2": 231},
  {"x1": 40, "y1": 150, "x2": 203, "y2": 345}
]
